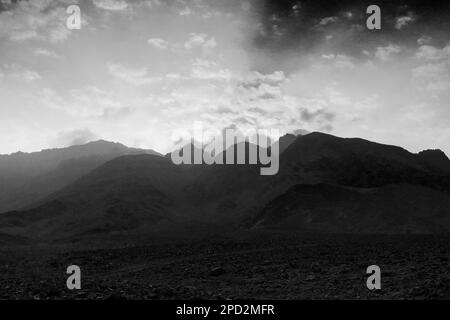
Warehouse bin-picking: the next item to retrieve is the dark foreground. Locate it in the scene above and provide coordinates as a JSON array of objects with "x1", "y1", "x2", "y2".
[{"x1": 0, "y1": 233, "x2": 449, "y2": 300}]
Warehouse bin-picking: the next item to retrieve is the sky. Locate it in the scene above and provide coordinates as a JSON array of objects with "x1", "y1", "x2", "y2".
[{"x1": 0, "y1": 0, "x2": 449, "y2": 155}]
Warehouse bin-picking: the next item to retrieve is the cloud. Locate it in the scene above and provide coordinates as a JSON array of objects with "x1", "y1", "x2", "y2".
[
  {"x1": 375, "y1": 44, "x2": 401, "y2": 61},
  {"x1": 319, "y1": 54, "x2": 355, "y2": 69},
  {"x1": 300, "y1": 109, "x2": 335, "y2": 122},
  {"x1": 319, "y1": 16, "x2": 338, "y2": 25},
  {"x1": 171, "y1": 0, "x2": 223, "y2": 19},
  {"x1": 108, "y1": 63, "x2": 161, "y2": 85},
  {"x1": 412, "y1": 64, "x2": 446, "y2": 79},
  {"x1": 157, "y1": 67, "x2": 336, "y2": 141},
  {"x1": 240, "y1": 81, "x2": 282, "y2": 101},
  {"x1": 246, "y1": 71, "x2": 286, "y2": 86},
  {"x1": 0, "y1": 1, "x2": 73, "y2": 43},
  {"x1": 189, "y1": 59, "x2": 233, "y2": 81},
  {"x1": 147, "y1": 33, "x2": 217, "y2": 53},
  {"x1": 417, "y1": 36, "x2": 432, "y2": 46},
  {"x1": 1, "y1": 0, "x2": 447, "y2": 157},
  {"x1": 99, "y1": 62, "x2": 297, "y2": 140},
  {"x1": 291, "y1": 2, "x2": 301, "y2": 16},
  {"x1": 184, "y1": 33, "x2": 217, "y2": 50},
  {"x1": 177, "y1": 6, "x2": 192, "y2": 16},
  {"x1": 55, "y1": 129, "x2": 98, "y2": 147},
  {"x1": 416, "y1": 44, "x2": 450, "y2": 60},
  {"x1": 40, "y1": 86, "x2": 127, "y2": 118},
  {"x1": 343, "y1": 11, "x2": 353, "y2": 19},
  {"x1": 34, "y1": 48, "x2": 61, "y2": 58},
  {"x1": 93, "y1": 0, "x2": 128, "y2": 11},
  {"x1": 395, "y1": 13, "x2": 416, "y2": 30},
  {"x1": 0, "y1": 64, "x2": 41, "y2": 81},
  {"x1": 147, "y1": 38, "x2": 170, "y2": 49},
  {"x1": 413, "y1": 46, "x2": 450, "y2": 98},
  {"x1": 69, "y1": 86, "x2": 126, "y2": 117}
]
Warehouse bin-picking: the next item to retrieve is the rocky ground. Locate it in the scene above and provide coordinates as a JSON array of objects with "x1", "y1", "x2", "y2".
[{"x1": 0, "y1": 232, "x2": 449, "y2": 300}]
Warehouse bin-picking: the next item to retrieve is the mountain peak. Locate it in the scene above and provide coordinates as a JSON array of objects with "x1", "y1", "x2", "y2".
[
  {"x1": 418, "y1": 149, "x2": 450, "y2": 172},
  {"x1": 83, "y1": 139, "x2": 124, "y2": 147},
  {"x1": 70, "y1": 139, "x2": 129, "y2": 152},
  {"x1": 418, "y1": 149, "x2": 448, "y2": 158}
]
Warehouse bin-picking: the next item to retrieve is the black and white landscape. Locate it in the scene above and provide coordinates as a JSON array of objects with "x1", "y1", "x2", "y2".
[
  {"x1": 1, "y1": 132, "x2": 450, "y2": 299},
  {"x1": 1, "y1": 0, "x2": 450, "y2": 300}
]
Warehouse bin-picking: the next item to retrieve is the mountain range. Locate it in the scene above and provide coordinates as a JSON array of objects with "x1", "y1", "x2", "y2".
[
  {"x1": 1, "y1": 132, "x2": 450, "y2": 243},
  {"x1": 0, "y1": 140, "x2": 160, "y2": 213}
]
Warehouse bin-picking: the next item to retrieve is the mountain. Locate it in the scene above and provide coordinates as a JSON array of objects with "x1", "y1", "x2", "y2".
[
  {"x1": 248, "y1": 132, "x2": 450, "y2": 232},
  {"x1": 276, "y1": 132, "x2": 450, "y2": 190},
  {"x1": 417, "y1": 149, "x2": 450, "y2": 173},
  {"x1": 0, "y1": 140, "x2": 161, "y2": 213},
  {"x1": 0, "y1": 154, "x2": 189, "y2": 240},
  {"x1": 1, "y1": 131, "x2": 450, "y2": 242},
  {"x1": 0, "y1": 140, "x2": 158, "y2": 176},
  {"x1": 278, "y1": 133, "x2": 298, "y2": 154},
  {"x1": 251, "y1": 183, "x2": 450, "y2": 233}
]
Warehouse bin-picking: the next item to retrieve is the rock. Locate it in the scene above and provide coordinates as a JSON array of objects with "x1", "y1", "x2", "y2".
[
  {"x1": 209, "y1": 267, "x2": 226, "y2": 277},
  {"x1": 409, "y1": 286, "x2": 425, "y2": 297},
  {"x1": 147, "y1": 292, "x2": 158, "y2": 299},
  {"x1": 310, "y1": 262, "x2": 321, "y2": 272},
  {"x1": 76, "y1": 291, "x2": 88, "y2": 298},
  {"x1": 306, "y1": 275, "x2": 316, "y2": 281}
]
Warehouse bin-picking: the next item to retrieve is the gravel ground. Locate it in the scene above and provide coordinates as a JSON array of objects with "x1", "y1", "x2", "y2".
[{"x1": 0, "y1": 233, "x2": 449, "y2": 300}]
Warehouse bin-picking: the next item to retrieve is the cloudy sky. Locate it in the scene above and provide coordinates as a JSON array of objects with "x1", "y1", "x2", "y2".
[{"x1": 0, "y1": 0, "x2": 449, "y2": 155}]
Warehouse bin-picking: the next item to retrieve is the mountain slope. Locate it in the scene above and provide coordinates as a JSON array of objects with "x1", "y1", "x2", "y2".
[
  {"x1": 0, "y1": 140, "x2": 161, "y2": 213},
  {"x1": 417, "y1": 149, "x2": 450, "y2": 173},
  {"x1": 0, "y1": 154, "x2": 201, "y2": 240},
  {"x1": 276, "y1": 132, "x2": 450, "y2": 190},
  {"x1": 251, "y1": 183, "x2": 450, "y2": 233},
  {"x1": 0, "y1": 139, "x2": 159, "y2": 177}
]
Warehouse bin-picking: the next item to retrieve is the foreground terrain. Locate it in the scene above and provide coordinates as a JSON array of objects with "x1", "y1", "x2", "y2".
[{"x1": 0, "y1": 232, "x2": 449, "y2": 300}]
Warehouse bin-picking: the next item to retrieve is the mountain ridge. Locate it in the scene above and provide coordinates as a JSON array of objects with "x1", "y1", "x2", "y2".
[
  {"x1": 1, "y1": 132, "x2": 450, "y2": 242},
  {"x1": 0, "y1": 140, "x2": 161, "y2": 214}
]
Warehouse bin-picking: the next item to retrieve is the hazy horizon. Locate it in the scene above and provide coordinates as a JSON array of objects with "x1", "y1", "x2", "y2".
[{"x1": 2, "y1": 129, "x2": 450, "y2": 159}]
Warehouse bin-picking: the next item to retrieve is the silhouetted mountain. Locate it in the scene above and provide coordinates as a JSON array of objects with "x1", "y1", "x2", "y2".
[
  {"x1": 0, "y1": 140, "x2": 158, "y2": 176},
  {"x1": 166, "y1": 131, "x2": 302, "y2": 165},
  {"x1": 278, "y1": 133, "x2": 297, "y2": 154},
  {"x1": 251, "y1": 183, "x2": 450, "y2": 233},
  {"x1": 166, "y1": 141, "x2": 209, "y2": 163},
  {"x1": 0, "y1": 155, "x2": 185, "y2": 239},
  {"x1": 418, "y1": 149, "x2": 450, "y2": 173},
  {"x1": 277, "y1": 132, "x2": 450, "y2": 190},
  {"x1": 0, "y1": 140, "x2": 160, "y2": 213},
  {"x1": 1, "y1": 132, "x2": 450, "y2": 241}
]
